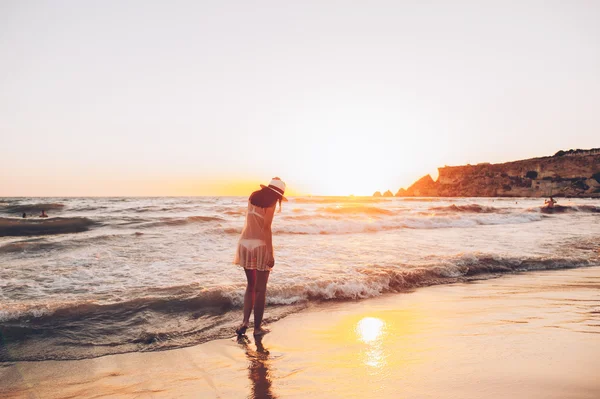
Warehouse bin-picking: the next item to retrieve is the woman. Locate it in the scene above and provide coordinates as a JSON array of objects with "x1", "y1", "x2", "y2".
[{"x1": 234, "y1": 177, "x2": 286, "y2": 336}]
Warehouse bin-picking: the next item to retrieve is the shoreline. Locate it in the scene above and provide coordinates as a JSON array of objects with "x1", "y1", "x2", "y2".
[
  {"x1": 2, "y1": 266, "x2": 599, "y2": 398},
  {"x1": 1, "y1": 264, "x2": 594, "y2": 363}
]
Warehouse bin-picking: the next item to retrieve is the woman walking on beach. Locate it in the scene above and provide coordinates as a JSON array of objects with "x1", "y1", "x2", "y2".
[{"x1": 234, "y1": 177, "x2": 286, "y2": 337}]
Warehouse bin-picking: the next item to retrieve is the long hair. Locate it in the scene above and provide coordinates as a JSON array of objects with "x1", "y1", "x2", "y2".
[{"x1": 250, "y1": 187, "x2": 282, "y2": 212}]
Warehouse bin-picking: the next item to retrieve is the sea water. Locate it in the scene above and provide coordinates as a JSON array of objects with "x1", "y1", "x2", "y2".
[{"x1": 1, "y1": 196, "x2": 599, "y2": 361}]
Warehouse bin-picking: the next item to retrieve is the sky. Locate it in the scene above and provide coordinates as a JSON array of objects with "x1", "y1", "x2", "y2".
[{"x1": 1, "y1": 1, "x2": 599, "y2": 196}]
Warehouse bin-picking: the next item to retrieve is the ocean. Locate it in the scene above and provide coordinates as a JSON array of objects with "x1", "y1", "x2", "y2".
[{"x1": 1, "y1": 196, "x2": 599, "y2": 362}]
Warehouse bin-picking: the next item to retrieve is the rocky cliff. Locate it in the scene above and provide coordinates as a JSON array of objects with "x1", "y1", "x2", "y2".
[{"x1": 391, "y1": 148, "x2": 600, "y2": 198}]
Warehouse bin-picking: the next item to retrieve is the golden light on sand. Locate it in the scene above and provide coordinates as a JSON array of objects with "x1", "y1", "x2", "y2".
[
  {"x1": 356, "y1": 317, "x2": 385, "y2": 343},
  {"x1": 320, "y1": 310, "x2": 422, "y2": 374},
  {"x1": 356, "y1": 317, "x2": 387, "y2": 369}
]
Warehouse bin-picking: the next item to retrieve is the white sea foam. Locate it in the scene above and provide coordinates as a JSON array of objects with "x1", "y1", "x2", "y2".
[{"x1": 271, "y1": 212, "x2": 543, "y2": 235}]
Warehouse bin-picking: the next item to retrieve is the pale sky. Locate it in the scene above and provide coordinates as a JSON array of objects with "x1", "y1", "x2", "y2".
[{"x1": 1, "y1": 1, "x2": 599, "y2": 196}]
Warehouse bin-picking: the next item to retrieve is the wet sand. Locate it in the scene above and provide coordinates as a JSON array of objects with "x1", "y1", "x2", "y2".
[{"x1": 2, "y1": 266, "x2": 599, "y2": 398}]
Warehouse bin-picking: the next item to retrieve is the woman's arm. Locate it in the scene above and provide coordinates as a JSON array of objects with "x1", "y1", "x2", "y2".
[{"x1": 263, "y1": 205, "x2": 276, "y2": 264}]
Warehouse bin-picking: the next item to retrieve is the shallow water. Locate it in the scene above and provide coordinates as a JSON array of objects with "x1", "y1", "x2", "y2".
[{"x1": 0, "y1": 196, "x2": 599, "y2": 361}]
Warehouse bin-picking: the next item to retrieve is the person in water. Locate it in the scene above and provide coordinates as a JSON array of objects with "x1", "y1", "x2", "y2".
[
  {"x1": 39, "y1": 210, "x2": 48, "y2": 218},
  {"x1": 22, "y1": 212, "x2": 26, "y2": 218},
  {"x1": 544, "y1": 196, "x2": 557, "y2": 208},
  {"x1": 234, "y1": 177, "x2": 287, "y2": 337}
]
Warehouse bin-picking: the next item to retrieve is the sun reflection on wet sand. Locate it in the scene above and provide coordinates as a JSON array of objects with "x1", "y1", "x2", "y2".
[
  {"x1": 356, "y1": 317, "x2": 385, "y2": 343},
  {"x1": 356, "y1": 317, "x2": 387, "y2": 369}
]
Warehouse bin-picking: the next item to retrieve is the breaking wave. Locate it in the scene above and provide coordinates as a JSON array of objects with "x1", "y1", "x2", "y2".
[
  {"x1": 319, "y1": 205, "x2": 397, "y2": 216},
  {"x1": 0, "y1": 253, "x2": 594, "y2": 361},
  {"x1": 429, "y1": 204, "x2": 507, "y2": 213},
  {"x1": 538, "y1": 205, "x2": 600, "y2": 214},
  {"x1": 139, "y1": 215, "x2": 224, "y2": 228},
  {"x1": 0, "y1": 233, "x2": 146, "y2": 254},
  {"x1": 0, "y1": 217, "x2": 96, "y2": 237},
  {"x1": 0, "y1": 254, "x2": 593, "y2": 324},
  {"x1": 273, "y1": 213, "x2": 543, "y2": 235},
  {"x1": 298, "y1": 254, "x2": 596, "y2": 301}
]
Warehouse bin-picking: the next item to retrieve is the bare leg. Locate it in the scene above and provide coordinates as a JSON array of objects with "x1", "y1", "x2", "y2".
[
  {"x1": 239, "y1": 269, "x2": 256, "y2": 332},
  {"x1": 253, "y1": 270, "x2": 270, "y2": 335}
]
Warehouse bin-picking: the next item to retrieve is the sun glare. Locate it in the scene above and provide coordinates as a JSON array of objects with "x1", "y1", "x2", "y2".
[
  {"x1": 355, "y1": 317, "x2": 387, "y2": 369},
  {"x1": 356, "y1": 317, "x2": 385, "y2": 343}
]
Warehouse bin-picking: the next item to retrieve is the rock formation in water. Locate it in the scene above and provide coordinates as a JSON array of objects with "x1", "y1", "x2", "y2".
[
  {"x1": 383, "y1": 190, "x2": 394, "y2": 197},
  {"x1": 391, "y1": 148, "x2": 600, "y2": 198}
]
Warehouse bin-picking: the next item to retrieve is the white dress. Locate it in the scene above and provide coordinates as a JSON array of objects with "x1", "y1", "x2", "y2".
[{"x1": 234, "y1": 201, "x2": 276, "y2": 271}]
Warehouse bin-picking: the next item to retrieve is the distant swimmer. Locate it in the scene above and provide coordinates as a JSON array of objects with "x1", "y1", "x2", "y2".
[
  {"x1": 544, "y1": 196, "x2": 557, "y2": 209},
  {"x1": 39, "y1": 210, "x2": 48, "y2": 218},
  {"x1": 22, "y1": 212, "x2": 26, "y2": 218}
]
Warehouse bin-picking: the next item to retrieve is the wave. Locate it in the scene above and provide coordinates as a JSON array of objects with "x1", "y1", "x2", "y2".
[
  {"x1": 292, "y1": 197, "x2": 387, "y2": 204},
  {"x1": 1, "y1": 254, "x2": 593, "y2": 324},
  {"x1": 223, "y1": 227, "x2": 242, "y2": 235},
  {"x1": 212, "y1": 206, "x2": 246, "y2": 216},
  {"x1": 226, "y1": 213, "x2": 543, "y2": 235},
  {"x1": 283, "y1": 214, "x2": 322, "y2": 221},
  {"x1": 0, "y1": 287, "x2": 233, "y2": 324},
  {"x1": 69, "y1": 205, "x2": 110, "y2": 212},
  {"x1": 111, "y1": 216, "x2": 151, "y2": 226},
  {"x1": 0, "y1": 217, "x2": 96, "y2": 237},
  {"x1": 104, "y1": 205, "x2": 196, "y2": 214},
  {"x1": 223, "y1": 209, "x2": 245, "y2": 216},
  {"x1": 0, "y1": 203, "x2": 65, "y2": 215},
  {"x1": 429, "y1": 204, "x2": 508, "y2": 213},
  {"x1": 292, "y1": 255, "x2": 595, "y2": 301},
  {"x1": 139, "y1": 215, "x2": 224, "y2": 228},
  {"x1": 0, "y1": 232, "x2": 146, "y2": 254},
  {"x1": 0, "y1": 254, "x2": 594, "y2": 361},
  {"x1": 538, "y1": 205, "x2": 600, "y2": 214},
  {"x1": 0, "y1": 239, "x2": 66, "y2": 254},
  {"x1": 283, "y1": 207, "x2": 402, "y2": 221},
  {"x1": 575, "y1": 205, "x2": 600, "y2": 213},
  {"x1": 135, "y1": 206, "x2": 193, "y2": 213},
  {"x1": 401, "y1": 197, "x2": 449, "y2": 202},
  {"x1": 319, "y1": 205, "x2": 396, "y2": 216},
  {"x1": 265, "y1": 254, "x2": 598, "y2": 303},
  {"x1": 0, "y1": 239, "x2": 60, "y2": 253},
  {"x1": 273, "y1": 213, "x2": 543, "y2": 235}
]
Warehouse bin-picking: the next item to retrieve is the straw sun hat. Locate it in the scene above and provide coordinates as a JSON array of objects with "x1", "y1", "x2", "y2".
[{"x1": 260, "y1": 177, "x2": 287, "y2": 201}]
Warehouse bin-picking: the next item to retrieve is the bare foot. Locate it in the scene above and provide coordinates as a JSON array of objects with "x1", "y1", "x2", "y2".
[
  {"x1": 253, "y1": 327, "x2": 270, "y2": 337},
  {"x1": 235, "y1": 324, "x2": 249, "y2": 335}
]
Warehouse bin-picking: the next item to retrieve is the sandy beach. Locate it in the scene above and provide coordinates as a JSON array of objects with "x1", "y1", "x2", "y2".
[{"x1": 2, "y1": 266, "x2": 599, "y2": 399}]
